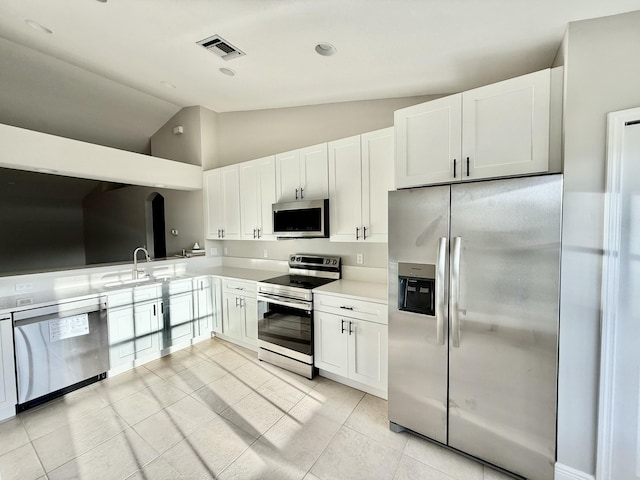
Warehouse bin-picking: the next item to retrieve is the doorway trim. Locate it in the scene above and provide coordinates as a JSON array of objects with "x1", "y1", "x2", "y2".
[{"x1": 596, "y1": 106, "x2": 640, "y2": 479}]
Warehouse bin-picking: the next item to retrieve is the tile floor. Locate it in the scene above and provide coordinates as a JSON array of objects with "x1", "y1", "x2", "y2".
[{"x1": 0, "y1": 338, "x2": 513, "y2": 480}]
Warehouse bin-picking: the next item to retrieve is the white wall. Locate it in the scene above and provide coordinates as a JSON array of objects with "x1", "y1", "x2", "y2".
[{"x1": 557, "y1": 9, "x2": 640, "y2": 475}]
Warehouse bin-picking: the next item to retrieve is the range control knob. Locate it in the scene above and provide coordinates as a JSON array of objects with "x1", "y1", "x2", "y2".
[
  {"x1": 325, "y1": 259, "x2": 330, "y2": 264},
  {"x1": 290, "y1": 256, "x2": 295, "y2": 262},
  {"x1": 332, "y1": 259, "x2": 337, "y2": 265}
]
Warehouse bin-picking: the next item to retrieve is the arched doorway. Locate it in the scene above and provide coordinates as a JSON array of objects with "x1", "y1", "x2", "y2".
[{"x1": 145, "y1": 192, "x2": 166, "y2": 259}]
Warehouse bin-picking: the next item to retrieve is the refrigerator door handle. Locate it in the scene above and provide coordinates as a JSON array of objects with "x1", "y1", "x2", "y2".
[
  {"x1": 450, "y1": 236, "x2": 462, "y2": 348},
  {"x1": 435, "y1": 237, "x2": 447, "y2": 345}
]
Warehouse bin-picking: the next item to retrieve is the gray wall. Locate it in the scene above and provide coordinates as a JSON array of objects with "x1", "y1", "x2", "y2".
[
  {"x1": 0, "y1": 170, "x2": 89, "y2": 274},
  {"x1": 83, "y1": 185, "x2": 204, "y2": 264},
  {"x1": 212, "y1": 95, "x2": 440, "y2": 168},
  {"x1": 557, "y1": 10, "x2": 640, "y2": 474}
]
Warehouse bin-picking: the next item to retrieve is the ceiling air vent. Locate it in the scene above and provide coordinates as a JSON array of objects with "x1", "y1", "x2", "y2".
[{"x1": 196, "y1": 35, "x2": 245, "y2": 61}]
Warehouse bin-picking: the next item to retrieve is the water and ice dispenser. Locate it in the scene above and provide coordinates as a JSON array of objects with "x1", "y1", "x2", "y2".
[{"x1": 397, "y1": 262, "x2": 435, "y2": 316}]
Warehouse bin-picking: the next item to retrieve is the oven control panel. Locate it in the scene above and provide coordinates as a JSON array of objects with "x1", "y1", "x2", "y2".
[{"x1": 289, "y1": 254, "x2": 340, "y2": 268}]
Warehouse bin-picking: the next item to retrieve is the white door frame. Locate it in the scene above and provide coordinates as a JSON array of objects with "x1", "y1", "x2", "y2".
[{"x1": 596, "y1": 106, "x2": 640, "y2": 479}]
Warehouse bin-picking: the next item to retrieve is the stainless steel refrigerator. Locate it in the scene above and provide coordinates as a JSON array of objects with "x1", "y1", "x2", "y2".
[{"x1": 388, "y1": 174, "x2": 562, "y2": 480}]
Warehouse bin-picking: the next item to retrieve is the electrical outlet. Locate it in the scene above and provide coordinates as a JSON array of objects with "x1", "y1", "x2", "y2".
[
  {"x1": 356, "y1": 253, "x2": 364, "y2": 265},
  {"x1": 16, "y1": 297, "x2": 34, "y2": 306},
  {"x1": 263, "y1": 249, "x2": 268, "y2": 258},
  {"x1": 15, "y1": 283, "x2": 33, "y2": 292},
  {"x1": 210, "y1": 247, "x2": 218, "y2": 256}
]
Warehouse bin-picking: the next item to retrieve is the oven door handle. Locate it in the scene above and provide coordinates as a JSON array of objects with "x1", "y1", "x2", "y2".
[{"x1": 256, "y1": 293, "x2": 312, "y2": 312}]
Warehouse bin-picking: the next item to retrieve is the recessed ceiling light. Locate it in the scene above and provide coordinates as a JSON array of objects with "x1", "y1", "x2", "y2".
[
  {"x1": 160, "y1": 81, "x2": 176, "y2": 89},
  {"x1": 25, "y1": 20, "x2": 53, "y2": 34},
  {"x1": 219, "y1": 68, "x2": 236, "y2": 77},
  {"x1": 315, "y1": 43, "x2": 337, "y2": 56}
]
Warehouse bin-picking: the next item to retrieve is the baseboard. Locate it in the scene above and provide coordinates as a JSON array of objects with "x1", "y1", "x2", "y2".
[{"x1": 555, "y1": 463, "x2": 595, "y2": 480}]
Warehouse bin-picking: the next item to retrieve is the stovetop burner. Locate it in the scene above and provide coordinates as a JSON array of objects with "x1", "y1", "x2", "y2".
[{"x1": 259, "y1": 274, "x2": 337, "y2": 290}]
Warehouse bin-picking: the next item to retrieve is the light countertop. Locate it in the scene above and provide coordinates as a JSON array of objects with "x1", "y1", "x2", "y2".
[
  {"x1": 204, "y1": 267, "x2": 282, "y2": 282},
  {"x1": 313, "y1": 279, "x2": 388, "y2": 304}
]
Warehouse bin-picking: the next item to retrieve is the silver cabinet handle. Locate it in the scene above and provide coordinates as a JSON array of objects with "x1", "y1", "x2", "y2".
[
  {"x1": 355, "y1": 226, "x2": 360, "y2": 240},
  {"x1": 234, "y1": 287, "x2": 246, "y2": 291},
  {"x1": 436, "y1": 237, "x2": 447, "y2": 346},
  {"x1": 217, "y1": 229, "x2": 221, "y2": 238},
  {"x1": 453, "y1": 158, "x2": 457, "y2": 178},
  {"x1": 341, "y1": 319, "x2": 346, "y2": 334},
  {"x1": 466, "y1": 157, "x2": 470, "y2": 177},
  {"x1": 339, "y1": 306, "x2": 353, "y2": 311},
  {"x1": 253, "y1": 228, "x2": 257, "y2": 239},
  {"x1": 295, "y1": 188, "x2": 299, "y2": 200},
  {"x1": 257, "y1": 228, "x2": 261, "y2": 239},
  {"x1": 362, "y1": 226, "x2": 367, "y2": 240},
  {"x1": 450, "y1": 236, "x2": 462, "y2": 348},
  {"x1": 348, "y1": 321, "x2": 354, "y2": 335},
  {"x1": 153, "y1": 304, "x2": 156, "y2": 316},
  {"x1": 300, "y1": 187, "x2": 304, "y2": 199}
]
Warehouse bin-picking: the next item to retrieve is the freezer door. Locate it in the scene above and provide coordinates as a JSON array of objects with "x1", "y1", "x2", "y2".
[
  {"x1": 448, "y1": 174, "x2": 562, "y2": 480},
  {"x1": 388, "y1": 185, "x2": 450, "y2": 443}
]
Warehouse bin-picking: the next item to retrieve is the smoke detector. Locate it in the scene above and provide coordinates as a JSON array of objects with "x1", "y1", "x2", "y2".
[{"x1": 197, "y1": 35, "x2": 245, "y2": 61}]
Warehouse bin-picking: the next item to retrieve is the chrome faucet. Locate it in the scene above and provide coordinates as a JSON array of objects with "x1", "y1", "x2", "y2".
[{"x1": 132, "y1": 246, "x2": 151, "y2": 280}]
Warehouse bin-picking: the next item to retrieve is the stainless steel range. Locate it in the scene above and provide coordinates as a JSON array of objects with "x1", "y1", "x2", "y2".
[{"x1": 257, "y1": 254, "x2": 341, "y2": 379}]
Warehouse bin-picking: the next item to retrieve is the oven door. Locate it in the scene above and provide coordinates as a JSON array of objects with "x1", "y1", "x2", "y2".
[{"x1": 257, "y1": 297, "x2": 312, "y2": 362}]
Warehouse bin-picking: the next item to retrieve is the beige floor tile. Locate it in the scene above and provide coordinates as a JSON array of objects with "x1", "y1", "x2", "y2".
[
  {"x1": 191, "y1": 373, "x2": 253, "y2": 414},
  {"x1": 311, "y1": 426, "x2": 402, "y2": 480},
  {"x1": 209, "y1": 348, "x2": 250, "y2": 372},
  {"x1": 193, "y1": 337, "x2": 231, "y2": 358},
  {"x1": 161, "y1": 415, "x2": 256, "y2": 479},
  {"x1": 143, "y1": 349, "x2": 206, "y2": 379},
  {"x1": 47, "y1": 428, "x2": 157, "y2": 480},
  {"x1": 133, "y1": 395, "x2": 219, "y2": 453},
  {"x1": 166, "y1": 358, "x2": 228, "y2": 394},
  {"x1": 259, "y1": 374, "x2": 309, "y2": 404},
  {"x1": 126, "y1": 455, "x2": 185, "y2": 480},
  {"x1": 219, "y1": 439, "x2": 307, "y2": 480},
  {"x1": 32, "y1": 405, "x2": 128, "y2": 472},
  {"x1": 404, "y1": 435, "x2": 484, "y2": 480},
  {"x1": 230, "y1": 360, "x2": 275, "y2": 389},
  {"x1": 111, "y1": 380, "x2": 186, "y2": 426},
  {"x1": 345, "y1": 394, "x2": 409, "y2": 452},
  {"x1": 484, "y1": 465, "x2": 516, "y2": 479},
  {"x1": 92, "y1": 366, "x2": 164, "y2": 404},
  {"x1": 20, "y1": 387, "x2": 109, "y2": 439},
  {"x1": 393, "y1": 454, "x2": 456, "y2": 480},
  {"x1": 0, "y1": 443, "x2": 45, "y2": 480},
  {"x1": 294, "y1": 378, "x2": 365, "y2": 424},
  {"x1": 221, "y1": 390, "x2": 295, "y2": 437},
  {"x1": 0, "y1": 417, "x2": 30, "y2": 456},
  {"x1": 260, "y1": 405, "x2": 342, "y2": 471}
]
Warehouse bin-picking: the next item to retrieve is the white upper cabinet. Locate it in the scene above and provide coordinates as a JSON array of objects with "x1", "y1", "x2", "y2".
[
  {"x1": 329, "y1": 127, "x2": 394, "y2": 242},
  {"x1": 204, "y1": 165, "x2": 241, "y2": 240},
  {"x1": 239, "y1": 156, "x2": 276, "y2": 240},
  {"x1": 361, "y1": 128, "x2": 394, "y2": 243},
  {"x1": 395, "y1": 68, "x2": 552, "y2": 189},
  {"x1": 276, "y1": 143, "x2": 328, "y2": 202},
  {"x1": 395, "y1": 95, "x2": 462, "y2": 188}
]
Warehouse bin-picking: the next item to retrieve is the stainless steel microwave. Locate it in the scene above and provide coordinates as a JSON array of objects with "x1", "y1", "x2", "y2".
[{"x1": 272, "y1": 199, "x2": 329, "y2": 238}]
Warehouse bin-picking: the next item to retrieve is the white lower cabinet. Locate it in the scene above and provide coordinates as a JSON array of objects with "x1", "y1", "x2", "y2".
[
  {"x1": 314, "y1": 293, "x2": 388, "y2": 398},
  {"x1": 107, "y1": 285, "x2": 163, "y2": 371},
  {"x1": 0, "y1": 316, "x2": 17, "y2": 420},
  {"x1": 221, "y1": 278, "x2": 259, "y2": 349},
  {"x1": 164, "y1": 291, "x2": 195, "y2": 348}
]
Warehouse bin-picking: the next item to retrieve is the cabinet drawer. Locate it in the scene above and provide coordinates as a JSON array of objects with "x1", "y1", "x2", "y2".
[
  {"x1": 222, "y1": 278, "x2": 256, "y2": 297},
  {"x1": 107, "y1": 285, "x2": 161, "y2": 308},
  {"x1": 314, "y1": 294, "x2": 387, "y2": 325},
  {"x1": 168, "y1": 278, "x2": 194, "y2": 295}
]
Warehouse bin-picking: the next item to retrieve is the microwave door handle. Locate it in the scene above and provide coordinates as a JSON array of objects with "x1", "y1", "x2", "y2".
[
  {"x1": 450, "y1": 236, "x2": 462, "y2": 348},
  {"x1": 436, "y1": 237, "x2": 447, "y2": 345}
]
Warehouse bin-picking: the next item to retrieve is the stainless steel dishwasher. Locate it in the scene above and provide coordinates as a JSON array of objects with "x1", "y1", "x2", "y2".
[{"x1": 13, "y1": 296, "x2": 109, "y2": 411}]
